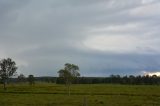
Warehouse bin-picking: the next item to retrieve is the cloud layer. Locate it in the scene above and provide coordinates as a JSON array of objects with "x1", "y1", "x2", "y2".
[{"x1": 0, "y1": 0, "x2": 160, "y2": 76}]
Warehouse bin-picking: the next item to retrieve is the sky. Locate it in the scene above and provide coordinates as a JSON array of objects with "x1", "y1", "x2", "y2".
[{"x1": 0, "y1": 0, "x2": 160, "y2": 77}]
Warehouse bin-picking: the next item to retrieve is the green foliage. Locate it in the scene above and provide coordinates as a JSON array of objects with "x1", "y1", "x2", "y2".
[
  {"x1": 58, "y1": 63, "x2": 80, "y2": 95},
  {"x1": 28, "y1": 75, "x2": 35, "y2": 85},
  {"x1": 18, "y1": 74, "x2": 26, "y2": 83},
  {"x1": 58, "y1": 63, "x2": 80, "y2": 83},
  {"x1": 0, "y1": 58, "x2": 18, "y2": 90}
]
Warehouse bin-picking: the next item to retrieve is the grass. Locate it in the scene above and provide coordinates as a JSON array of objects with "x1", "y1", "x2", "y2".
[{"x1": 0, "y1": 83, "x2": 160, "y2": 106}]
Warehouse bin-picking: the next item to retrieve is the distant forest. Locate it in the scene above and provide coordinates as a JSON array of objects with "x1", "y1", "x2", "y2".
[
  {"x1": 5, "y1": 75, "x2": 160, "y2": 85},
  {"x1": 1, "y1": 58, "x2": 160, "y2": 86}
]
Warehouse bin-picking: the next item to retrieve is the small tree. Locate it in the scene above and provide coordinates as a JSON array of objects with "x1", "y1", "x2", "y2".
[
  {"x1": 28, "y1": 75, "x2": 35, "y2": 85},
  {"x1": 58, "y1": 63, "x2": 80, "y2": 95},
  {"x1": 18, "y1": 74, "x2": 26, "y2": 83},
  {"x1": 0, "y1": 58, "x2": 18, "y2": 90}
]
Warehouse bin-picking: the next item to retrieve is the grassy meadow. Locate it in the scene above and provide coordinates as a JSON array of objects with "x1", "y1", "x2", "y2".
[{"x1": 0, "y1": 83, "x2": 160, "y2": 106}]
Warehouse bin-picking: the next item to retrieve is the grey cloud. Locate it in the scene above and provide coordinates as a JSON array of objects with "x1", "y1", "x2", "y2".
[{"x1": 0, "y1": 0, "x2": 160, "y2": 76}]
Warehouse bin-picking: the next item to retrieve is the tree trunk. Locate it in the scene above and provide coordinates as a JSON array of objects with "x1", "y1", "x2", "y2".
[
  {"x1": 3, "y1": 80, "x2": 7, "y2": 90},
  {"x1": 66, "y1": 80, "x2": 71, "y2": 96},
  {"x1": 68, "y1": 84, "x2": 70, "y2": 96}
]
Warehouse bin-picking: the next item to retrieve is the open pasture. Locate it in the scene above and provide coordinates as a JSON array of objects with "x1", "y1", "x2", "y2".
[{"x1": 0, "y1": 83, "x2": 160, "y2": 106}]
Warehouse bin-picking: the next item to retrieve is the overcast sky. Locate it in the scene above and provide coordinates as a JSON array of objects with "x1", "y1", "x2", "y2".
[{"x1": 0, "y1": 0, "x2": 160, "y2": 77}]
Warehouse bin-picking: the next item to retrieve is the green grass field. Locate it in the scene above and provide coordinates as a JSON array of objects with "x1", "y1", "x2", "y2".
[{"x1": 0, "y1": 83, "x2": 160, "y2": 106}]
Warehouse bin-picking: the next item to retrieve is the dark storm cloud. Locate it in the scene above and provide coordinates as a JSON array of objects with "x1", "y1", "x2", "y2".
[{"x1": 0, "y1": 0, "x2": 160, "y2": 76}]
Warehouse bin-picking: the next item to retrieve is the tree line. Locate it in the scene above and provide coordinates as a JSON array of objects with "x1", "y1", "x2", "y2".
[
  {"x1": 1, "y1": 58, "x2": 160, "y2": 93},
  {"x1": 9, "y1": 74, "x2": 160, "y2": 85},
  {"x1": 56, "y1": 75, "x2": 160, "y2": 85}
]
